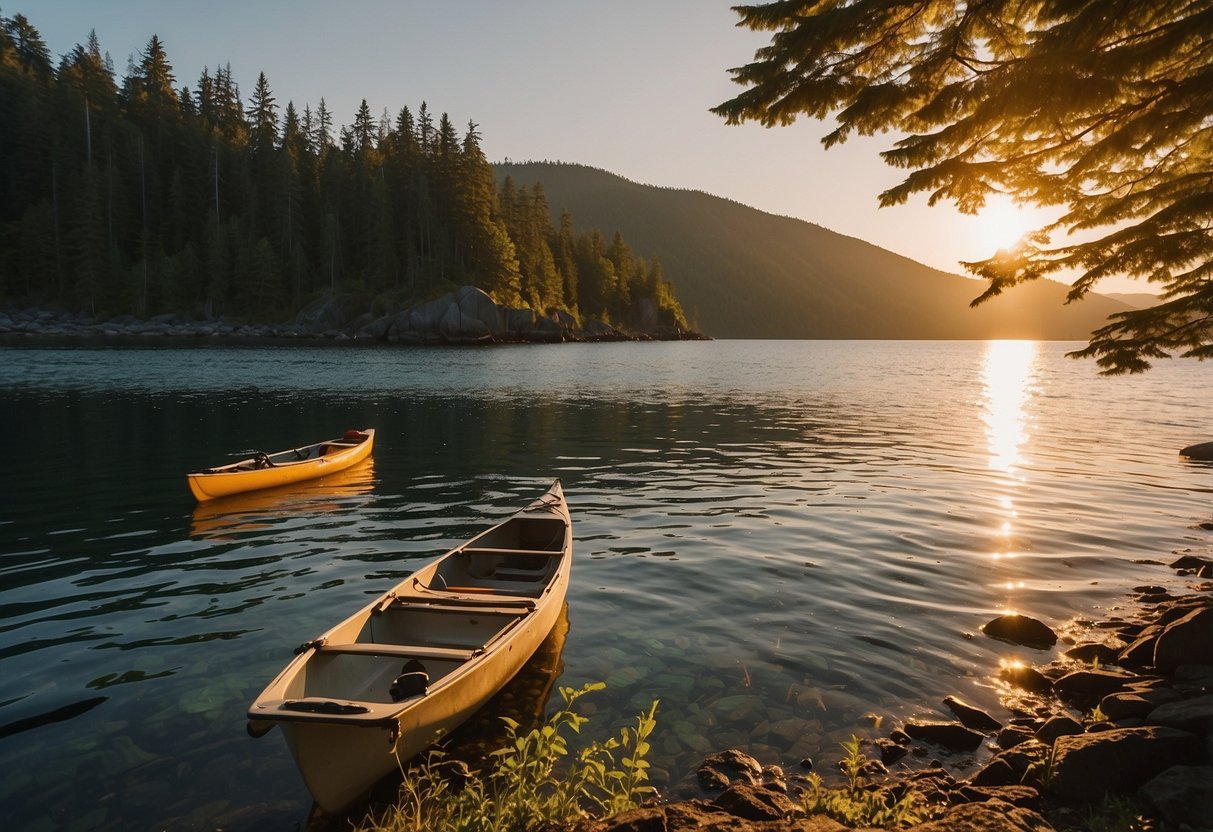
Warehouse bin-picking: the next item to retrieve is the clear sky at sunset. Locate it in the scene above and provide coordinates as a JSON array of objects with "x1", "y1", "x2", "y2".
[{"x1": 25, "y1": 0, "x2": 1144, "y2": 294}]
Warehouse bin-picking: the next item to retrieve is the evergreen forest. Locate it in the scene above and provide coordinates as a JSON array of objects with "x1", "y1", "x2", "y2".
[{"x1": 0, "y1": 12, "x2": 687, "y2": 331}]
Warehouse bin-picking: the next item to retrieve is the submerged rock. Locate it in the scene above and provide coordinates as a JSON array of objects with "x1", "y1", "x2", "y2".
[{"x1": 981, "y1": 615, "x2": 1058, "y2": 650}]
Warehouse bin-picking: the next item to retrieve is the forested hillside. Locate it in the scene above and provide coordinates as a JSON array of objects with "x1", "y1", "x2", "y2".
[
  {"x1": 0, "y1": 13, "x2": 686, "y2": 332},
  {"x1": 496, "y1": 162, "x2": 1134, "y2": 339}
]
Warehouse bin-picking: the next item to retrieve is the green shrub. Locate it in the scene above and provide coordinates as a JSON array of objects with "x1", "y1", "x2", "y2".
[
  {"x1": 798, "y1": 735, "x2": 935, "y2": 829},
  {"x1": 357, "y1": 682, "x2": 658, "y2": 832}
]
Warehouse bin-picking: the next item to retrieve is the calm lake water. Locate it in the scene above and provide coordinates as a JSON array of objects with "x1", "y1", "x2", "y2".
[{"x1": 0, "y1": 339, "x2": 1209, "y2": 831}]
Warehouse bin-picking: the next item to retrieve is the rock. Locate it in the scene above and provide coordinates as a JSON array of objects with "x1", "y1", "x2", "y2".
[
  {"x1": 1170, "y1": 554, "x2": 1213, "y2": 571},
  {"x1": 969, "y1": 756, "x2": 1021, "y2": 787},
  {"x1": 905, "y1": 798, "x2": 1054, "y2": 832},
  {"x1": 957, "y1": 785, "x2": 1041, "y2": 810},
  {"x1": 874, "y1": 737, "x2": 907, "y2": 764},
  {"x1": 903, "y1": 720, "x2": 985, "y2": 751},
  {"x1": 997, "y1": 726, "x2": 1034, "y2": 749},
  {"x1": 697, "y1": 748, "x2": 763, "y2": 790},
  {"x1": 1049, "y1": 726, "x2": 1204, "y2": 801},
  {"x1": 1052, "y1": 669, "x2": 1133, "y2": 708},
  {"x1": 1153, "y1": 607, "x2": 1213, "y2": 672},
  {"x1": 1146, "y1": 693, "x2": 1213, "y2": 734},
  {"x1": 1064, "y1": 643, "x2": 1122, "y2": 665},
  {"x1": 1139, "y1": 765, "x2": 1213, "y2": 828},
  {"x1": 711, "y1": 783, "x2": 796, "y2": 821},
  {"x1": 1179, "y1": 441, "x2": 1213, "y2": 461},
  {"x1": 999, "y1": 664, "x2": 1053, "y2": 694},
  {"x1": 1098, "y1": 693, "x2": 1152, "y2": 721},
  {"x1": 943, "y1": 695, "x2": 1002, "y2": 732},
  {"x1": 981, "y1": 614, "x2": 1058, "y2": 649},
  {"x1": 1034, "y1": 715, "x2": 1083, "y2": 745},
  {"x1": 1117, "y1": 634, "x2": 1158, "y2": 668}
]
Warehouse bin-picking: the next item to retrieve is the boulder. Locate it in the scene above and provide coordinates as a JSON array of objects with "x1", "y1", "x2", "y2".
[
  {"x1": 996, "y1": 726, "x2": 1034, "y2": 749},
  {"x1": 710, "y1": 783, "x2": 796, "y2": 821},
  {"x1": 904, "y1": 798, "x2": 1053, "y2": 832},
  {"x1": 1049, "y1": 726, "x2": 1204, "y2": 801},
  {"x1": 943, "y1": 696, "x2": 1002, "y2": 732},
  {"x1": 1034, "y1": 715, "x2": 1083, "y2": 745},
  {"x1": 1063, "y1": 643, "x2": 1122, "y2": 665},
  {"x1": 903, "y1": 720, "x2": 985, "y2": 751},
  {"x1": 697, "y1": 748, "x2": 763, "y2": 790},
  {"x1": 455, "y1": 286, "x2": 503, "y2": 335},
  {"x1": 1117, "y1": 634, "x2": 1158, "y2": 668},
  {"x1": 999, "y1": 664, "x2": 1053, "y2": 694},
  {"x1": 295, "y1": 291, "x2": 345, "y2": 333},
  {"x1": 981, "y1": 615, "x2": 1058, "y2": 649},
  {"x1": 970, "y1": 741, "x2": 1048, "y2": 788},
  {"x1": 1051, "y1": 669, "x2": 1133, "y2": 708},
  {"x1": 1146, "y1": 693, "x2": 1213, "y2": 734},
  {"x1": 1139, "y1": 765, "x2": 1213, "y2": 828},
  {"x1": 1153, "y1": 607, "x2": 1213, "y2": 672}
]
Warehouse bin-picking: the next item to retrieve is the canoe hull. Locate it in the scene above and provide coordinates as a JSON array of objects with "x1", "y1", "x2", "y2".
[
  {"x1": 188, "y1": 429, "x2": 374, "y2": 501},
  {"x1": 247, "y1": 480, "x2": 572, "y2": 813},
  {"x1": 283, "y1": 583, "x2": 565, "y2": 812}
]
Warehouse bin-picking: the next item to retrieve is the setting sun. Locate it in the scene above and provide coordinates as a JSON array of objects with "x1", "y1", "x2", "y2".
[{"x1": 974, "y1": 196, "x2": 1036, "y2": 254}]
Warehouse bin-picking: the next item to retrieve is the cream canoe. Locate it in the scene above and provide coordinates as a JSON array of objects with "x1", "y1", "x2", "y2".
[
  {"x1": 246, "y1": 479, "x2": 572, "y2": 812},
  {"x1": 187, "y1": 428, "x2": 374, "y2": 501}
]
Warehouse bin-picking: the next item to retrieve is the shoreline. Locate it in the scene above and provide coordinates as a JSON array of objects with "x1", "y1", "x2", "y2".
[
  {"x1": 0, "y1": 292, "x2": 710, "y2": 346},
  {"x1": 585, "y1": 554, "x2": 1213, "y2": 832}
]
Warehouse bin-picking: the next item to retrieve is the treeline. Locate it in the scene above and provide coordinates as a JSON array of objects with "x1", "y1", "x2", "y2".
[{"x1": 0, "y1": 12, "x2": 687, "y2": 330}]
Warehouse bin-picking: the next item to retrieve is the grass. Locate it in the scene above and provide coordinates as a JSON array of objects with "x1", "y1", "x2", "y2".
[
  {"x1": 356, "y1": 682, "x2": 658, "y2": 832},
  {"x1": 798, "y1": 736, "x2": 937, "y2": 829}
]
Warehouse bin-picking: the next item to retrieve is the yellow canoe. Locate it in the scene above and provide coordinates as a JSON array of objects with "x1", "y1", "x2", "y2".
[
  {"x1": 187, "y1": 428, "x2": 375, "y2": 501},
  {"x1": 246, "y1": 479, "x2": 571, "y2": 812}
]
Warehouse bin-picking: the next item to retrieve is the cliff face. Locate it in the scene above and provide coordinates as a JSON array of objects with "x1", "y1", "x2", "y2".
[{"x1": 496, "y1": 162, "x2": 1134, "y2": 340}]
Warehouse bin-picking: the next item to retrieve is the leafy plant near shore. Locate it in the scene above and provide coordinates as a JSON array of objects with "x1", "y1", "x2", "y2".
[
  {"x1": 356, "y1": 682, "x2": 658, "y2": 832},
  {"x1": 798, "y1": 735, "x2": 935, "y2": 829},
  {"x1": 1080, "y1": 794, "x2": 1157, "y2": 832}
]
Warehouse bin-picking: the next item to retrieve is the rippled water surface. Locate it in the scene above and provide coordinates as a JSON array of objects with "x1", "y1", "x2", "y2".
[{"x1": 1, "y1": 340, "x2": 1210, "y2": 830}]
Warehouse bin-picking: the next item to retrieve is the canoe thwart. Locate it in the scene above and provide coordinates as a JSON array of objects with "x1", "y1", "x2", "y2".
[{"x1": 317, "y1": 643, "x2": 481, "y2": 661}]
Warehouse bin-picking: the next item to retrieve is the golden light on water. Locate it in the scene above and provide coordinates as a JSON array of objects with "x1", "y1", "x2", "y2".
[
  {"x1": 981, "y1": 340, "x2": 1038, "y2": 474},
  {"x1": 982, "y1": 341, "x2": 1038, "y2": 611}
]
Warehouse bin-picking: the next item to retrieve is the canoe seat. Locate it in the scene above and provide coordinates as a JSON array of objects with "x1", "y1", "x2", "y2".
[{"x1": 317, "y1": 643, "x2": 479, "y2": 661}]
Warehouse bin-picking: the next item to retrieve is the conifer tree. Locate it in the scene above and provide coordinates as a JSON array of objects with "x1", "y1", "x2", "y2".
[{"x1": 714, "y1": 0, "x2": 1213, "y2": 372}]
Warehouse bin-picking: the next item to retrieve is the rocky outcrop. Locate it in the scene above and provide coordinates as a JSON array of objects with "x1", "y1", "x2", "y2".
[{"x1": 0, "y1": 287, "x2": 708, "y2": 344}]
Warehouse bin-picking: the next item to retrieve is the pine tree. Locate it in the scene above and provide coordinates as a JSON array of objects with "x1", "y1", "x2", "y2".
[{"x1": 714, "y1": 0, "x2": 1213, "y2": 372}]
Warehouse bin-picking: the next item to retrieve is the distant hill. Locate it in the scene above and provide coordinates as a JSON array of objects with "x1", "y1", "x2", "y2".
[
  {"x1": 1102, "y1": 292, "x2": 1159, "y2": 309},
  {"x1": 495, "y1": 162, "x2": 1132, "y2": 339}
]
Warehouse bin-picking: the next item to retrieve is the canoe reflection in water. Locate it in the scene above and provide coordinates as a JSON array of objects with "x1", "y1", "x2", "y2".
[
  {"x1": 189, "y1": 458, "x2": 376, "y2": 539},
  {"x1": 303, "y1": 603, "x2": 569, "y2": 831}
]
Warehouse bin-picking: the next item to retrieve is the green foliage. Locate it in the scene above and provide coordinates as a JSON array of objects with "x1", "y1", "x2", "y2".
[
  {"x1": 0, "y1": 11, "x2": 685, "y2": 330},
  {"x1": 715, "y1": 0, "x2": 1213, "y2": 373},
  {"x1": 798, "y1": 736, "x2": 934, "y2": 829},
  {"x1": 358, "y1": 682, "x2": 658, "y2": 832},
  {"x1": 1080, "y1": 794, "x2": 1157, "y2": 832}
]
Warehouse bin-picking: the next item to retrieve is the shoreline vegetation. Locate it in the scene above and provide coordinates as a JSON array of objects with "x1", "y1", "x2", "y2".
[
  {"x1": 0, "y1": 285, "x2": 708, "y2": 345},
  {"x1": 340, "y1": 553, "x2": 1213, "y2": 832}
]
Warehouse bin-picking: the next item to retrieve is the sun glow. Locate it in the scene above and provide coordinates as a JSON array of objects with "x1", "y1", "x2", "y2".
[{"x1": 974, "y1": 196, "x2": 1036, "y2": 255}]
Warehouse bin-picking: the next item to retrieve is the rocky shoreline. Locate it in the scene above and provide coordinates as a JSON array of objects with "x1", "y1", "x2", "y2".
[
  {"x1": 585, "y1": 553, "x2": 1213, "y2": 832},
  {"x1": 0, "y1": 286, "x2": 708, "y2": 345}
]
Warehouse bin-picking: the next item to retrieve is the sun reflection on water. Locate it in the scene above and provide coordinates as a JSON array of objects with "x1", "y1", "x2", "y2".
[
  {"x1": 982, "y1": 340, "x2": 1038, "y2": 475},
  {"x1": 982, "y1": 340, "x2": 1039, "y2": 611}
]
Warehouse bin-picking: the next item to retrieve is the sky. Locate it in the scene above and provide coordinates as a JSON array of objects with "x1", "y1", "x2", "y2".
[{"x1": 25, "y1": 0, "x2": 1146, "y2": 294}]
